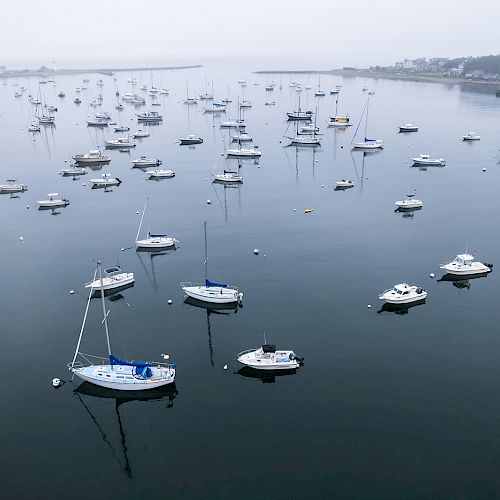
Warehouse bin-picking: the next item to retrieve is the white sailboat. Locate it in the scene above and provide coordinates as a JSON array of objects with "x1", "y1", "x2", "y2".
[
  {"x1": 68, "y1": 262, "x2": 176, "y2": 391},
  {"x1": 181, "y1": 221, "x2": 243, "y2": 304},
  {"x1": 135, "y1": 198, "x2": 178, "y2": 249},
  {"x1": 351, "y1": 97, "x2": 383, "y2": 150}
]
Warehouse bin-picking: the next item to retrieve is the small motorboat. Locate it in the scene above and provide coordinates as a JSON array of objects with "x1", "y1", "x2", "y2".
[
  {"x1": 220, "y1": 120, "x2": 246, "y2": 129},
  {"x1": 59, "y1": 165, "x2": 87, "y2": 176},
  {"x1": 379, "y1": 283, "x2": 427, "y2": 304},
  {"x1": 184, "y1": 97, "x2": 198, "y2": 105},
  {"x1": 0, "y1": 180, "x2": 28, "y2": 193},
  {"x1": 226, "y1": 147, "x2": 262, "y2": 158},
  {"x1": 179, "y1": 135, "x2": 203, "y2": 145},
  {"x1": 335, "y1": 179, "x2": 354, "y2": 188},
  {"x1": 462, "y1": 131, "x2": 480, "y2": 141},
  {"x1": 299, "y1": 124, "x2": 320, "y2": 135},
  {"x1": 330, "y1": 88, "x2": 340, "y2": 95},
  {"x1": 213, "y1": 170, "x2": 243, "y2": 183},
  {"x1": 132, "y1": 157, "x2": 162, "y2": 167},
  {"x1": 146, "y1": 169, "x2": 175, "y2": 178},
  {"x1": 104, "y1": 137, "x2": 136, "y2": 148},
  {"x1": 328, "y1": 114, "x2": 351, "y2": 127},
  {"x1": 411, "y1": 154, "x2": 445, "y2": 166},
  {"x1": 136, "y1": 111, "x2": 162, "y2": 122},
  {"x1": 352, "y1": 139, "x2": 383, "y2": 150},
  {"x1": 73, "y1": 150, "x2": 111, "y2": 164},
  {"x1": 287, "y1": 110, "x2": 313, "y2": 121},
  {"x1": 240, "y1": 100, "x2": 252, "y2": 108},
  {"x1": 85, "y1": 266, "x2": 134, "y2": 291},
  {"x1": 237, "y1": 344, "x2": 304, "y2": 370},
  {"x1": 58, "y1": 92, "x2": 65, "y2": 98},
  {"x1": 440, "y1": 253, "x2": 493, "y2": 276},
  {"x1": 231, "y1": 133, "x2": 253, "y2": 142},
  {"x1": 74, "y1": 97, "x2": 82, "y2": 104},
  {"x1": 265, "y1": 84, "x2": 274, "y2": 91},
  {"x1": 90, "y1": 174, "x2": 122, "y2": 187},
  {"x1": 37, "y1": 193, "x2": 70, "y2": 208},
  {"x1": 399, "y1": 123, "x2": 418, "y2": 132},
  {"x1": 289, "y1": 136, "x2": 321, "y2": 146},
  {"x1": 265, "y1": 101, "x2": 276, "y2": 106},
  {"x1": 28, "y1": 122, "x2": 40, "y2": 132},
  {"x1": 95, "y1": 112, "x2": 111, "y2": 120},
  {"x1": 395, "y1": 192, "x2": 423, "y2": 210},
  {"x1": 314, "y1": 90, "x2": 326, "y2": 97},
  {"x1": 133, "y1": 129, "x2": 150, "y2": 138},
  {"x1": 114, "y1": 126, "x2": 130, "y2": 132},
  {"x1": 86, "y1": 118, "x2": 108, "y2": 127}
]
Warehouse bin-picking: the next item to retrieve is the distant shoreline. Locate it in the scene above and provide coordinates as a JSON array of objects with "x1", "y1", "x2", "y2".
[
  {"x1": 256, "y1": 68, "x2": 500, "y2": 91},
  {"x1": 0, "y1": 64, "x2": 202, "y2": 79}
]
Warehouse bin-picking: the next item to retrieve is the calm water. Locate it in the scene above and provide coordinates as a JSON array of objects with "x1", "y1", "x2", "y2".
[{"x1": 2, "y1": 64, "x2": 500, "y2": 499}]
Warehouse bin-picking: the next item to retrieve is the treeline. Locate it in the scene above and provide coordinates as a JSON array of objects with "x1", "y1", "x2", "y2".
[{"x1": 463, "y1": 55, "x2": 500, "y2": 74}]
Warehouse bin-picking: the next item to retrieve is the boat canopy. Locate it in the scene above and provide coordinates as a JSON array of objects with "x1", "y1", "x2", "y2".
[
  {"x1": 109, "y1": 355, "x2": 152, "y2": 378},
  {"x1": 205, "y1": 279, "x2": 227, "y2": 288},
  {"x1": 105, "y1": 267, "x2": 120, "y2": 274},
  {"x1": 148, "y1": 232, "x2": 167, "y2": 238},
  {"x1": 262, "y1": 344, "x2": 276, "y2": 353}
]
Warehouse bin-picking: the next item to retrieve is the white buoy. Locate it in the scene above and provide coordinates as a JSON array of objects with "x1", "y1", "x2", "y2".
[
  {"x1": 293, "y1": 208, "x2": 297, "y2": 211},
  {"x1": 223, "y1": 365, "x2": 228, "y2": 370},
  {"x1": 367, "y1": 304, "x2": 372, "y2": 308},
  {"x1": 167, "y1": 299, "x2": 173, "y2": 305},
  {"x1": 26, "y1": 205, "x2": 29, "y2": 209},
  {"x1": 321, "y1": 184, "x2": 324, "y2": 188},
  {"x1": 430, "y1": 273, "x2": 435, "y2": 278},
  {"x1": 82, "y1": 183, "x2": 86, "y2": 186},
  {"x1": 162, "y1": 354, "x2": 170, "y2": 360},
  {"x1": 19, "y1": 236, "x2": 24, "y2": 241},
  {"x1": 136, "y1": 211, "x2": 139, "y2": 214},
  {"x1": 70, "y1": 290, "x2": 74, "y2": 294},
  {"x1": 121, "y1": 248, "x2": 125, "y2": 251},
  {"x1": 52, "y1": 378, "x2": 62, "y2": 388},
  {"x1": 482, "y1": 168, "x2": 486, "y2": 172},
  {"x1": 253, "y1": 248, "x2": 259, "y2": 255},
  {"x1": 220, "y1": 153, "x2": 224, "y2": 156},
  {"x1": 207, "y1": 199, "x2": 212, "y2": 205}
]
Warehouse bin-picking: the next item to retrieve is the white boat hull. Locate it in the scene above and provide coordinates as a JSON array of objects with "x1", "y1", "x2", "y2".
[
  {"x1": 135, "y1": 237, "x2": 177, "y2": 248},
  {"x1": 85, "y1": 273, "x2": 134, "y2": 290},
  {"x1": 237, "y1": 349, "x2": 301, "y2": 370},
  {"x1": 182, "y1": 285, "x2": 242, "y2": 304},
  {"x1": 439, "y1": 264, "x2": 492, "y2": 276}
]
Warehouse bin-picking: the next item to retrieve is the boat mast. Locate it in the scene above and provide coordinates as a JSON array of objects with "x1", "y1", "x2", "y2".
[
  {"x1": 136, "y1": 198, "x2": 147, "y2": 242},
  {"x1": 364, "y1": 97, "x2": 370, "y2": 139},
  {"x1": 203, "y1": 220, "x2": 208, "y2": 281},
  {"x1": 98, "y1": 262, "x2": 112, "y2": 359}
]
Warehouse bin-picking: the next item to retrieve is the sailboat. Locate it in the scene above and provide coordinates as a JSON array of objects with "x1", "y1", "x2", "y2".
[
  {"x1": 135, "y1": 198, "x2": 178, "y2": 249},
  {"x1": 328, "y1": 93, "x2": 351, "y2": 127},
  {"x1": 213, "y1": 159, "x2": 243, "y2": 183},
  {"x1": 351, "y1": 97, "x2": 383, "y2": 150},
  {"x1": 314, "y1": 76, "x2": 325, "y2": 97},
  {"x1": 68, "y1": 262, "x2": 176, "y2": 390},
  {"x1": 289, "y1": 106, "x2": 321, "y2": 146},
  {"x1": 225, "y1": 100, "x2": 261, "y2": 157},
  {"x1": 184, "y1": 82, "x2": 198, "y2": 105},
  {"x1": 181, "y1": 221, "x2": 243, "y2": 304},
  {"x1": 287, "y1": 96, "x2": 313, "y2": 121}
]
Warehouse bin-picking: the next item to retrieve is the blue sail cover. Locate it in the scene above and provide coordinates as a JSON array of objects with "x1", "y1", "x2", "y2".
[
  {"x1": 148, "y1": 232, "x2": 167, "y2": 238},
  {"x1": 109, "y1": 355, "x2": 152, "y2": 378},
  {"x1": 365, "y1": 137, "x2": 376, "y2": 142},
  {"x1": 205, "y1": 279, "x2": 227, "y2": 288}
]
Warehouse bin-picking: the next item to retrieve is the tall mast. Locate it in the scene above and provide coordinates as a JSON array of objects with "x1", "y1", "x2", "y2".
[
  {"x1": 136, "y1": 198, "x2": 147, "y2": 242},
  {"x1": 203, "y1": 221, "x2": 208, "y2": 281},
  {"x1": 364, "y1": 97, "x2": 370, "y2": 139},
  {"x1": 98, "y1": 262, "x2": 112, "y2": 358}
]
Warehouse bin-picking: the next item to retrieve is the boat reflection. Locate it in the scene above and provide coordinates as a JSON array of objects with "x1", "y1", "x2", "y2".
[
  {"x1": 377, "y1": 299, "x2": 426, "y2": 315},
  {"x1": 91, "y1": 281, "x2": 134, "y2": 298},
  {"x1": 236, "y1": 366, "x2": 298, "y2": 384},
  {"x1": 438, "y1": 272, "x2": 489, "y2": 289},
  {"x1": 74, "y1": 382, "x2": 178, "y2": 478}
]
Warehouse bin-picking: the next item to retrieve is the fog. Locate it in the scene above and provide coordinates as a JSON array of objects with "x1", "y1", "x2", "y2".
[{"x1": 3, "y1": 0, "x2": 499, "y2": 69}]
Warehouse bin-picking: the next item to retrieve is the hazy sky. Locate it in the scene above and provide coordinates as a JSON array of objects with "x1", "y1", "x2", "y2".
[{"x1": 3, "y1": 0, "x2": 499, "y2": 69}]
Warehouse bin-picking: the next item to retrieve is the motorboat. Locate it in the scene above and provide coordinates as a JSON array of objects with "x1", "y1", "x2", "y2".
[
  {"x1": 213, "y1": 170, "x2": 243, "y2": 183},
  {"x1": 90, "y1": 174, "x2": 122, "y2": 187},
  {"x1": 59, "y1": 165, "x2": 87, "y2": 176},
  {"x1": 226, "y1": 147, "x2": 262, "y2": 158},
  {"x1": 147, "y1": 169, "x2": 175, "y2": 179},
  {"x1": 85, "y1": 266, "x2": 134, "y2": 291},
  {"x1": 0, "y1": 180, "x2": 28, "y2": 193},
  {"x1": 330, "y1": 88, "x2": 340, "y2": 95},
  {"x1": 411, "y1": 154, "x2": 445, "y2": 166},
  {"x1": 199, "y1": 92, "x2": 214, "y2": 100},
  {"x1": 95, "y1": 111, "x2": 111, "y2": 120},
  {"x1": 352, "y1": 138, "x2": 383, "y2": 150},
  {"x1": 181, "y1": 221, "x2": 242, "y2": 304},
  {"x1": 132, "y1": 156, "x2": 162, "y2": 167},
  {"x1": 379, "y1": 283, "x2": 427, "y2": 304},
  {"x1": 265, "y1": 101, "x2": 276, "y2": 106},
  {"x1": 179, "y1": 135, "x2": 203, "y2": 145},
  {"x1": 287, "y1": 110, "x2": 313, "y2": 121},
  {"x1": 74, "y1": 97, "x2": 82, "y2": 104},
  {"x1": 335, "y1": 179, "x2": 354, "y2": 188},
  {"x1": 28, "y1": 122, "x2": 40, "y2": 132},
  {"x1": 395, "y1": 192, "x2": 423, "y2": 210},
  {"x1": 399, "y1": 123, "x2": 418, "y2": 132},
  {"x1": 160, "y1": 88, "x2": 170, "y2": 94},
  {"x1": 462, "y1": 131, "x2": 480, "y2": 141},
  {"x1": 265, "y1": 84, "x2": 274, "y2": 91},
  {"x1": 114, "y1": 126, "x2": 130, "y2": 132},
  {"x1": 328, "y1": 114, "x2": 351, "y2": 127},
  {"x1": 37, "y1": 193, "x2": 70, "y2": 208},
  {"x1": 240, "y1": 100, "x2": 252, "y2": 108},
  {"x1": 203, "y1": 103, "x2": 226, "y2": 113},
  {"x1": 73, "y1": 150, "x2": 111, "y2": 164},
  {"x1": 237, "y1": 344, "x2": 304, "y2": 370},
  {"x1": 299, "y1": 124, "x2": 320, "y2": 135},
  {"x1": 314, "y1": 90, "x2": 326, "y2": 97},
  {"x1": 184, "y1": 97, "x2": 198, "y2": 105},
  {"x1": 440, "y1": 253, "x2": 493, "y2": 276},
  {"x1": 136, "y1": 111, "x2": 162, "y2": 122},
  {"x1": 135, "y1": 199, "x2": 178, "y2": 249},
  {"x1": 69, "y1": 262, "x2": 176, "y2": 391},
  {"x1": 86, "y1": 118, "x2": 108, "y2": 127},
  {"x1": 133, "y1": 129, "x2": 150, "y2": 138},
  {"x1": 104, "y1": 137, "x2": 136, "y2": 148},
  {"x1": 38, "y1": 114, "x2": 55, "y2": 124}
]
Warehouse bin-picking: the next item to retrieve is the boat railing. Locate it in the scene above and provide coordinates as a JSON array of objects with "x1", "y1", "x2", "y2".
[
  {"x1": 237, "y1": 349, "x2": 256, "y2": 358},
  {"x1": 180, "y1": 281, "x2": 240, "y2": 293}
]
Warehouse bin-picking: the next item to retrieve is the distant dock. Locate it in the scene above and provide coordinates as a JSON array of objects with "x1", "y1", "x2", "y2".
[{"x1": 0, "y1": 64, "x2": 202, "y2": 79}]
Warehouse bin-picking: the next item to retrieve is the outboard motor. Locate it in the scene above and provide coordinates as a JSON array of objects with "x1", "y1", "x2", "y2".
[
  {"x1": 416, "y1": 287, "x2": 424, "y2": 294},
  {"x1": 289, "y1": 353, "x2": 305, "y2": 364},
  {"x1": 484, "y1": 262, "x2": 494, "y2": 269}
]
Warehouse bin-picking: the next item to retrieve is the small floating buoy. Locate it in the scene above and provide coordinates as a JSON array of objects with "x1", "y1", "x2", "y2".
[
  {"x1": 26, "y1": 205, "x2": 29, "y2": 209},
  {"x1": 293, "y1": 208, "x2": 297, "y2": 211},
  {"x1": 52, "y1": 378, "x2": 63, "y2": 388},
  {"x1": 223, "y1": 365, "x2": 228, "y2": 370},
  {"x1": 136, "y1": 211, "x2": 139, "y2": 214},
  {"x1": 70, "y1": 290, "x2": 74, "y2": 294},
  {"x1": 482, "y1": 168, "x2": 486, "y2": 172},
  {"x1": 167, "y1": 299, "x2": 173, "y2": 305},
  {"x1": 121, "y1": 248, "x2": 125, "y2": 251},
  {"x1": 82, "y1": 183, "x2": 86, "y2": 186},
  {"x1": 162, "y1": 354, "x2": 170, "y2": 360},
  {"x1": 207, "y1": 199, "x2": 212, "y2": 205},
  {"x1": 367, "y1": 304, "x2": 372, "y2": 308},
  {"x1": 430, "y1": 273, "x2": 435, "y2": 278},
  {"x1": 304, "y1": 208, "x2": 314, "y2": 213},
  {"x1": 315, "y1": 159, "x2": 319, "y2": 162},
  {"x1": 19, "y1": 236, "x2": 24, "y2": 241},
  {"x1": 220, "y1": 153, "x2": 224, "y2": 156},
  {"x1": 253, "y1": 248, "x2": 259, "y2": 255},
  {"x1": 321, "y1": 184, "x2": 325, "y2": 188},
  {"x1": 340, "y1": 145, "x2": 343, "y2": 149}
]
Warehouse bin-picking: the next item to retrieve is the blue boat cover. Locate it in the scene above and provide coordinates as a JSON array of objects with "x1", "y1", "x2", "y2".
[
  {"x1": 205, "y1": 279, "x2": 227, "y2": 288},
  {"x1": 365, "y1": 137, "x2": 376, "y2": 142},
  {"x1": 109, "y1": 355, "x2": 152, "y2": 378},
  {"x1": 148, "y1": 232, "x2": 167, "y2": 238}
]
